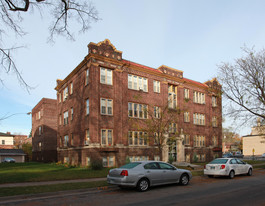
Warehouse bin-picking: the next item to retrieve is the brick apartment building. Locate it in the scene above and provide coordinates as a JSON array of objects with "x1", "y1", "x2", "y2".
[
  {"x1": 55, "y1": 39, "x2": 222, "y2": 167},
  {"x1": 32, "y1": 98, "x2": 57, "y2": 162}
]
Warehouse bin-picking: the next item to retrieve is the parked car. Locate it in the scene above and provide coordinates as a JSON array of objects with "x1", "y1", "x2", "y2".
[
  {"x1": 222, "y1": 153, "x2": 233, "y2": 158},
  {"x1": 262, "y1": 153, "x2": 265, "y2": 158},
  {"x1": 2, "y1": 157, "x2": 16, "y2": 163},
  {"x1": 107, "y1": 161, "x2": 192, "y2": 192},
  {"x1": 233, "y1": 152, "x2": 244, "y2": 158},
  {"x1": 204, "y1": 158, "x2": 252, "y2": 179}
]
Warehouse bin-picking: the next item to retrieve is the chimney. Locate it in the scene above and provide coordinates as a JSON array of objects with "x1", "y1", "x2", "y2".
[{"x1": 6, "y1": 132, "x2": 11, "y2": 135}]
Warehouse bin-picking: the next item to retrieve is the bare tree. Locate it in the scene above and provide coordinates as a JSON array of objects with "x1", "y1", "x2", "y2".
[
  {"x1": 218, "y1": 47, "x2": 265, "y2": 127},
  {"x1": 130, "y1": 104, "x2": 179, "y2": 162},
  {"x1": 0, "y1": 0, "x2": 99, "y2": 91}
]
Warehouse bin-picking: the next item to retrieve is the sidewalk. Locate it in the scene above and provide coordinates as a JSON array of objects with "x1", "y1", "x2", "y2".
[{"x1": 0, "y1": 177, "x2": 107, "y2": 188}]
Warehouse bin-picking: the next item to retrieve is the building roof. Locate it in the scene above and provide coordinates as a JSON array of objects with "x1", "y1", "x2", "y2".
[
  {"x1": 0, "y1": 132, "x2": 14, "y2": 137},
  {"x1": 0, "y1": 149, "x2": 25, "y2": 155}
]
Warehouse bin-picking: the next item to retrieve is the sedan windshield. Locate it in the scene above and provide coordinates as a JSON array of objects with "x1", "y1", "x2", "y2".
[
  {"x1": 209, "y1": 159, "x2": 228, "y2": 164},
  {"x1": 120, "y1": 162, "x2": 141, "y2": 169}
]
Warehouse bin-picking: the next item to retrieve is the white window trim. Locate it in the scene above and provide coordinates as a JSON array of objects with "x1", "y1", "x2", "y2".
[
  {"x1": 100, "y1": 67, "x2": 113, "y2": 85},
  {"x1": 101, "y1": 129, "x2": 113, "y2": 146},
  {"x1": 128, "y1": 74, "x2": 148, "y2": 92},
  {"x1": 100, "y1": 98, "x2": 113, "y2": 115}
]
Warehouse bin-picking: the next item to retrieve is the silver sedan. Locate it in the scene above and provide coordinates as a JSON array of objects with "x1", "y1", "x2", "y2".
[
  {"x1": 204, "y1": 158, "x2": 253, "y2": 179},
  {"x1": 107, "y1": 161, "x2": 192, "y2": 192}
]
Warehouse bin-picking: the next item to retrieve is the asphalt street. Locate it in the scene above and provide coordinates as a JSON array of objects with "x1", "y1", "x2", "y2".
[{"x1": 1, "y1": 169, "x2": 265, "y2": 206}]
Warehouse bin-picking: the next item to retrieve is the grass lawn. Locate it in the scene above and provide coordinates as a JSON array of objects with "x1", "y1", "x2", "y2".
[
  {"x1": 0, "y1": 162, "x2": 110, "y2": 184},
  {"x1": 0, "y1": 181, "x2": 108, "y2": 197}
]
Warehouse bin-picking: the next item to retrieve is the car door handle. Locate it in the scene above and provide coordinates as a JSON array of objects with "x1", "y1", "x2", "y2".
[{"x1": 147, "y1": 171, "x2": 151, "y2": 173}]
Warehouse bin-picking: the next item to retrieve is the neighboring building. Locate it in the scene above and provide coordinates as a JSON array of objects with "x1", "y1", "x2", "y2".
[
  {"x1": 32, "y1": 98, "x2": 57, "y2": 162},
  {"x1": 0, "y1": 132, "x2": 14, "y2": 149},
  {"x1": 0, "y1": 149, "x2": 26, "y2": 163},
  {"x1": 13, "y1": 135, "x2": 31, "y2": 149},
  {"x1": 243, "y1": 119, "x2": 265, "y2": 156},
  {"x1": 55, "y1": 39, "x2": 222, "y2": 167}
]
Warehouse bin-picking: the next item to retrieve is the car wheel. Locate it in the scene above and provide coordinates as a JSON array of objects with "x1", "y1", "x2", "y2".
[
  {"x1": 229, "y1": 170, "x2": 235, "y2": 179},
  {"x1": 179, "y1": 174, "x2": 189, "y2": 186},
  {"x1": 137, "y1": 178, "x2": 149, "y2": 192},
  {"x1": 247, "y1": 168, "x2": 252, "y2": 176},
  {"x1": 208, "y1": 175, "x2": 214, "y2": 178}
]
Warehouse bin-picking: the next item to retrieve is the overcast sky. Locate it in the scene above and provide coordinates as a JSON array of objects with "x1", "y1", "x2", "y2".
[{"x1": 1, "y1": 0, "x2": 265, "y2": 136}]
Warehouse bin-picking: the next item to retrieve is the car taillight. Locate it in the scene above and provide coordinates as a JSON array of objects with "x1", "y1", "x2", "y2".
[
  {"x1": 220, "y1": 165, "x2": 226, "y2": 169},
  {"x1": 120, "y1": 170, "x2": 128, "y2": 176}
]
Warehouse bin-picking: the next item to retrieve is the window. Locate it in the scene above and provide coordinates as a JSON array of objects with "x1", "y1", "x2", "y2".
[
  {"x1": 196, "y1": 154, "x2": 206, "y2": 162},
  {"x1": 168, "y1": 85, "x2": 177, "y2": 109},
  {"x1": 184, "y1": 112, "x2": 190, "y2": 122},
  {"x1": 184, "y1": 89, "x2": 189, "y2": 99},
  {"x1": 85, "y1": 69, "x2": 89, "y2": 85},
  {"x1": 144, "y1": 162, "x2": 159, "y2": 169},
  {"x1": 193, "y1": 91, "x2": 205, "y2": 104},
  {"x1": 38, "y1": 126, "x2": 42, "y2": 135},
  {"x1": 193, "y1": 135, "x2": 205, "y2": 147},
  {"x1": 71, "y1": 108, "x2": 73, "y2": 120},
  {"x1": 169, "y1": 123, "x2": 177, "y2": 134},
  {"x1": 128, "y1": 131, "x2": 148, "y2": 146},
  {"x1": 184, "y1": 134, "x2": 190, "y2": 145},
  {"x1": 59, "y1": 114, "x2": 62, "y2": 125},
  {"x1": 64, "y1": 135, "x2": 69, "y2": 147},
  {"x1": 70, "y1": 82, "x2": 73, "y2": 94},
  {"x1": 212, "y1": 96, "x2": 217, "y2": 107},
  {"x1": 128, "y1": 74, "x2": 148, "y2": 92},
  {"x1": 86, "y1": 99, "x2": 89, "y2": 115},
  {"x1": 101, "y1": 98, "x2": 113, "y2": 115},
  {"x1": 63, "y1": 87, "x2": 68, "y2": 101},
  {"x1": 63, "y1": 111, "x2": 69, "y2": 125},
  {"x1": 213, "y1": 136, "x2": 218, "y2": 146},
  {"x1": 86, "y1": 157, "x2": 91, "y2": 166},
  {"x1": 153, "y1": 80, "x2": 160, "y2": 93},
  {"x1": 212, "y1": 116, "x2": 218, "y2": 127},
  {"x1": 193, "y1": 113, "x2": 205, "y2": 125},
  {"x1": 130, "y1": 156, "x2": 149, "y2": 162},
  {"x1": 154, "y1": 106, "x2": 160, "y2": 118},
  {"x1": 36, "y1": 111, "x2": 41, "y2": 120},
  {"x1": 85, "y1": 129, "x2": 90, "y2": 145},
  {"x1": 100, "y1": 67, "x2": 112, "y2": 85},
  {"x1": 101, "y1": 129, "x2": 113, "y2": 146},
  {"x1": 38, "y1": 142, "x2": 42, "y2": 151},
  {"x1": 102, "y1": 156, "x2": 115, "y2": 167},
  {"x1": 64, "y1": 157, "x2": 69, "y2": 164},
  {"x1": 1, "y1": 140, "x2": 5, "y2": 145},
  {"x1": 128, "y1": 102, "x2": 148, "y2": 119}
]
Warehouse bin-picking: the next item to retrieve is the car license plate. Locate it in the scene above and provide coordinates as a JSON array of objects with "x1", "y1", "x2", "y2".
[{"x1": 210, "y1": 166, "x2": 215, "y2": 170}]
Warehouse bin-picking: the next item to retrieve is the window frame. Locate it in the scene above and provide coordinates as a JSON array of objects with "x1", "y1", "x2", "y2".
[
  {"x1": 153, "y1": 80, "x2": 160, "y2": 93},
  {"x1": 100, "y1": 67, "x2": 113, "y2": 85},
  {"x1": 100, "y1": 98, "x2": 113, "y2": 115},
  {"x1": 101, "y1": 129, "x2": 113, "y2": 146}
]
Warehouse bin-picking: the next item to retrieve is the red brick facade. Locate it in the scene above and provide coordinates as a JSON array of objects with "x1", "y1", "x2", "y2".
[
  {"x1": 55, "y1": 39, "x2": 222, "y2": 167},
  {"x1": 32, "y1": 98, "x2": 57, "y2": 162}
]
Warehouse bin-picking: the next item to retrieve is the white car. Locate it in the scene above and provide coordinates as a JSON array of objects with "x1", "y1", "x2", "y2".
[{"x1": 204, "y1": 158, "x2": 253, "y2": 179}]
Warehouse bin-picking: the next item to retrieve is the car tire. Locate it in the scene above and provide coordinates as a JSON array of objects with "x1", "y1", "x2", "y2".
[
  {"x1": 137, "y1": 178, "x2": 149, "y2": 192},
  {"x1": 179, "y1": 174, "x2": 189, "y2": 186},
  {"x1": 247, "y1": 168, "x2": 252, "y2": 176},
  {"x1": 229, "y1": 170, "x2": 235, "y2": 179}
]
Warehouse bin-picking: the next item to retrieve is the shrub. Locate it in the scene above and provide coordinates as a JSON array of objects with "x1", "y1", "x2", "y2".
[
  {"x1": 168, "y1": 155, "x2": 174, "y2": 164},
  {"x1": 91, "y1": 159, "x2": 103, "y2": 170}
]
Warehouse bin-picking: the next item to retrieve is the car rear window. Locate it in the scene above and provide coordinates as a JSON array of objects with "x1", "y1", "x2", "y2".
[
  {"x1": 209, "y1": 159, "x2": 228, "y2": 164},
  {"x1": 119, "y1": 162, "x2": 141, "y2": 169}
]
